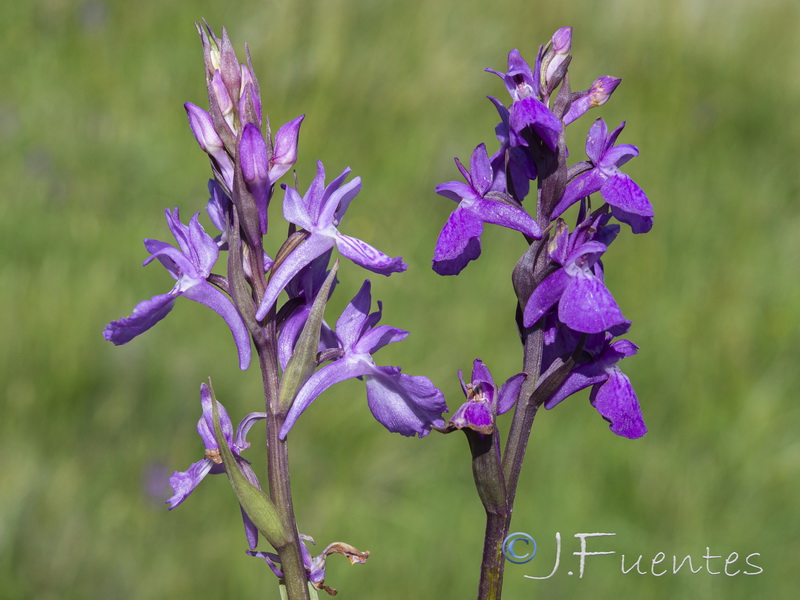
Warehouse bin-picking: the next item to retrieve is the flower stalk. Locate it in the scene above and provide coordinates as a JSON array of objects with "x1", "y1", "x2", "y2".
[
  {"x1": 433, "y1": 27, "x2": 651, "y2": 599},
  {"x1": 105, "y1": 22, "x2": 444, "y2": 598}
]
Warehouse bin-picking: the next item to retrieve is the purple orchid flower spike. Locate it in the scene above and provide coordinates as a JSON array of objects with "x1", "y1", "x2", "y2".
[
  {"x1": 545, "y1": 337, "x2": 646, "y2": 439},
  {"x1": 279, "y1": 280, "x2": 447, "y2": 439},
  {"x1": 167, "y1": 383, "x2": 267, "y2": 548},
  {"x1": 487, "y1": 49, "x2": 563, "y2": 151},
  {"x1": 448, "y1": 359, "x2": 526, "y2": 434},
  {"x1": 523, "y1": 220, "x2": 627, "y2": 334},
  {"x1": 552, "y1": 118, "x2": 653, "y2": 233},
  {"x1": 433, "y1": 143, "x2": 541, "y2": 275},
  {"x1": 103, "y1": 208, "x2": 252, "y2": 370},
  {"x1": 255, "y1": 162, "x2": 407, "y2": 319}
]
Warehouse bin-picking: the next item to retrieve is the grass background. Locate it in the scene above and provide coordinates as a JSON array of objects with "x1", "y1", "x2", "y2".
[{"x1": 2, "y1": 0, "x2": 799, "y2": 598}]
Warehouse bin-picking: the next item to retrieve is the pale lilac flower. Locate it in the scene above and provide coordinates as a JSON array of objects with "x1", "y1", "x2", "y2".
[
  {"x1": 433, "y1": 143, "x2": 540, "y2": 275},
  {"x1": 448, "y1": 359, "x2": 525, "y2": 434},
  {"x1": 255, "y1": 162, "x2": 407, "y2": 319},
  {"x1": 552, "y1": 118, "x2": 653, "y2": 232},
  {"x1": 103, "y1": 208, "x2": 251, "y2": 370},
  {"x1": 167, "y1": 384, "x2": 266, "y2": 547},
  {"x1": 279, "y1": 281, "x2": 446, "y2": 439},
  {"x1": 545, "y1": 338, "x2": 646, "y2": 439}
]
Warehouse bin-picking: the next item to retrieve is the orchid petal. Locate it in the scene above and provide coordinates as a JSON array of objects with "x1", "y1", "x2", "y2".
[
  {"x1": 496, "y1": 372, "x2": 526, "y2": 415},
  {"x1": 432, "y1": 206, "x2": 484, "y2": 275},
  {"x1": 558, "y1": 272, "x2": 626, "y2": 334},
  {"x1": 468, "y1": 197, "x2": 540, "y2": 238},
  {"x1": 103, "y1": 293, "x2": 177, "y2": 345},
  {"x1": 522, "y1": 269, "x2": 570, "y2": 327},
  {"x1": 166, "y1": 459, "x2": 214, "y2": 509},
  {"x1": 334, "y1": 233, "x2": 407, "y2": 275},
  {"x1": 601, "y1": 172, "x2": 653, "y2": 216},
  {"x1": 590, "y1": 370, "x2": 647, "y2": 439},
  {"x1": 365, "y1": 367, "x2": 447, "y2": 437},
  {"x1": 268, "y1": 115, "x2": 304, "y2": 182},
  {"x1": 552, "y1": 169, "x2": 607, "y2": 219}
]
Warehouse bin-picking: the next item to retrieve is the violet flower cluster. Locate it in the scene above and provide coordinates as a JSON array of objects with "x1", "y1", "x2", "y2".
[
  {"x1": 436, "y1": 27, "x2": 650, "y2": 440},
  {"x1": 103, "y1": 22, "x2": 444, "y2": 599},
  {"x1": 431, "y1": 27, "x2": 651, "y2": 599}
]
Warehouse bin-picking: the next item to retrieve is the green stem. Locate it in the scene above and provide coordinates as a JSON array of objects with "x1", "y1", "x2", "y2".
[{"x1": 258, "y1": 316, "x2": 310, "y2": 600}]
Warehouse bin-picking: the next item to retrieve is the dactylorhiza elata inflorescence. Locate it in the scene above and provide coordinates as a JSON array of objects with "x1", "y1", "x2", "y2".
[
  {"x1": 103, "y1": 22, "x2": 445, "y2": 598},
  {"x1": 432, "y1": 27, "x2": 652, "y2": 599},
  {"x1": 437, "y1": 27, "x2": 650, "y2": 440}
]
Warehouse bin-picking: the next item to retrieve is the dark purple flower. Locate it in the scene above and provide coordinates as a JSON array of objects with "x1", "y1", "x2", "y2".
[
  {"x1": 167, "y1": 383, "x2": 266, "y2": 547},
  {"x1": 279, "y1": 280, "x2": 447, "y2": 439},
  {"x1": 433, "y1": 143, "x2": 541, "y2": 275},
  {"x1": 448, "y1": 359, "x2": 525, "y2": 434},
  {"x1": 487, "y1": 49, "x2": 563, "y2": 151},
  {"x1": 523, "y1": 219, "x2": 626, "y2": 334},
  {"x1": 255, "y1": 162, "x2": 407, "y2": 319},
  {"x1": 545, "y1": 338, "x2": 646, "y2": 439},
  {"x1": 103, "y1": 208, "x2": 252, "y2": 370},
  {"x1": 488, "y1": 97, "x2": 538, "y2": 200},
  {"x1": 552, "y1": 118, "x2": 653, "y2": 233}
]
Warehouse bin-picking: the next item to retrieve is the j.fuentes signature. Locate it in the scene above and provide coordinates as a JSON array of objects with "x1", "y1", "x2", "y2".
[{"x1": 503, "y1": 532, "x2": 763, "y2": 579}]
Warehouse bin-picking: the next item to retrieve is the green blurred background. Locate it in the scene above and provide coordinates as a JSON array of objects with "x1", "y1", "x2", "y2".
[{"x1": 2, "y1": 0, "x2": 799, "y2": 598}]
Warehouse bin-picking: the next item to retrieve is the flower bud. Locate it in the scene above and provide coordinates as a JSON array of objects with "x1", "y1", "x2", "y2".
[
  {"x1": 268, "y1": 115, "x2": 304, "y2": 183},
  {"x1": 239, "y1": 123, "x2": 271, "y2": 234},
  {"x1": 185, "y1": 102, "x2": 234, "y2": 188},
  {"x1": 544, "y1": 26, "x2": 572, "y2": 87},
  {"x1": 562, "y1": 76, "x2": 622, "y2": 125},
  {"x1": 211, "y1": 70, "x2": 235, "y2": 130},
  {"x1": 218, "y1": 28, "x2": 242, "y2": 110}
]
